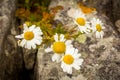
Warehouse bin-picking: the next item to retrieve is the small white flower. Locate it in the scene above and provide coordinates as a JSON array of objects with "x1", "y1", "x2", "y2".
[
  {"x1": 61, "y1": 47, "x2": 83, "y2": 74},
  {"x1": 74, "y1": 10, "x2": 91, "y2": 33},
  {"x1": 15, "y1": 24, "x2": 43, "y2": 49},
  {"x1": 91, "y1": 18, "x2": 105, "y2": 38},
  {"x1": 45, "y1": 33, "x2": 73, "y2": 62}
]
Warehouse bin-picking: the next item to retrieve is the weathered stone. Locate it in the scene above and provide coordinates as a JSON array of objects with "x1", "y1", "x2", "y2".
[
  {"x1": 115, "y1": 20, "x2": 120, "y2": 32},
  {"x1": 95, "y1": 62, "x2": 120, "y2": 80},
  {"x1": 23, "y1": 49, "x2": 37, "y2": 70},
  {"x1": 0, "y1": 0, "x2": 120, "y2": 80},
  {"x1": 36, "y1": 0, "x2": 120, "y2": 80},
  {"x1": 0, "y1": 0, "x2": 24, "y2": 80}
]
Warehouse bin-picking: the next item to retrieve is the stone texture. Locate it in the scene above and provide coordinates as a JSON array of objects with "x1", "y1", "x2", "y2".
[
  {"x1": 0, "y1": 0, "x2": 23, "y2": 80},
  {"x1": 36, "y1": 0, "x2": 120, "y2": 80},
  {"x1": 0, "y1": 0, "x2": 120, "y2": 80},
  {"x1": 83, "y1": 0, "x2": 120, "y2": 35},
  {"x1": 0, "y1": 0, "x2": 36, "y2": 80}
]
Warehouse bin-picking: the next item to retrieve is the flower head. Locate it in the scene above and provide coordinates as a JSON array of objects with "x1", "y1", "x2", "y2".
[
  {"x1": 74, "y1": 10, "x2": 90, "y2": 33},
  {"x1": 61, "y1": 47, "x2": 83, "y2": 74},
  {"x1": 45, "y1": 33, "x2": 73, "y2": 62},
  {"x1": 91, "y1": 18, "x2": 105, "y2": 38},
  {"x1": 15, "y1": 24, "x2": 43, "y2": 49}
]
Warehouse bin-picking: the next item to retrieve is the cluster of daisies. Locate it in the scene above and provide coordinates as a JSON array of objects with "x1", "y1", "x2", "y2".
[
  {"x1": 15, "y1": 7, "x2": 105, "y2": 74},
  {"x1": 45, "y1": 33, "x2": 83, "y2": 74},
  {"x1": 68, "y1": 8, "x2": 105, "y2": 38},
  {"x1": 16, "y1": 25, "x2": 83, "y2": 74}
]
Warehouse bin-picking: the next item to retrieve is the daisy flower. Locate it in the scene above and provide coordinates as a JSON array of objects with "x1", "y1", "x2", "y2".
[
  {"x1": 61, "y1": 47, "x2": 83, "y2": 74},
  {"x1": 45, "y1": 33, "x2": 73, "y2": 62},
  {"x1": 91, "y1": 18, "x2": 105, "y2": 38},
  {"x1": 15, "y1": 24, "x2": 43, "y2": 49},
  {"x1": 74, "y1": 10, "x2": 90, "y2": 33}
]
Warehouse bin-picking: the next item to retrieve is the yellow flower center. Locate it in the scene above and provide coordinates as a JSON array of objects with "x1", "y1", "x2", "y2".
[
  {"x1": 24, "y1": 31, "x2": 34, "y2": 40},
  {"x1": 63, "y1": 54, "x2": 74, "y2": 65},
  {"x1": 52, "y1": 42, "x2": 66, "y2": 54},
  {"x1": 96, "y1": 24, "x2": 102, "y2": 32},
  {"x1": 76, "y1": 18, "x2": 85, "y2": 26}
]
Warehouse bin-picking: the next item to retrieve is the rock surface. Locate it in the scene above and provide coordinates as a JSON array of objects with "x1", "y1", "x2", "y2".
[
  {"x1": 0, "y1": 0, "x2": 120, "y2": 80},
  {"x1": 0, "y1": 0, "x2": 36, "y2": 80},
  {"x1": 36, "y1": 0, "x2": 120, "y2": 80},
  {"x1": 0, "y1": 0, "x2": 23, "y2": 80}
]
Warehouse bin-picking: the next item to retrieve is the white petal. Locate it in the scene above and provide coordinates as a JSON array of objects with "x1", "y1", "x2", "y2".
[
  {"x1": 15, "y1": 35, "x2": 23, "y2": 39},
  {"x1": 34, "y1": 27, "x2": 40, "y2": 32},
  {"x1": 19, "y1": 39, "x2": 26, "y2": 47},
  {"x1": 96, "y1": 31, "x2": 100, "y2": 38},
  {"x1": 34, "y1": 36, "x2": 42, "y2": 40},
  {"x1": 23, "y1": 24, "x2": 28, "y2": 32},
  {"x1": 65, "y1": 47, "x2": 75, "y2": 55},
  {"x1": 52, "y1": 54, "x2": 61, "y2": 62},
  {"x1": 74, "y1": 49, "x2": 78, "y2": 54},
  {"x1": 60, "y1": 34, "x2": 66, "y2": 42},
  {"x1": 29, "y1": 25, "x2": 36, "y2": 31},
  {"x1": 66, "y1": 44, "x2": 73, "y2": 49},
  {"x1": 61, "y1": 62, "x2": 67, "y2": 72},
  {"x1": 34, "y1": 27, "x2": 43, "y2": 35},
  {"x1": 32, "y1": 39, "x2": 41, "y2": 45},
  {"x1": 73, "y1": 64, "x2": 80, "y2": 70},
  {"x1": 54, "y1": 33, "x2": 58, "y2": 41},
  {"x1": 73, "y1": 53, "x2": 81, "y2": 59},
  {"x1": 66, "y1": 66, "x2": 72, "y2": 74},
  {"x1": 100, "y1": 31, "x2": 104, "y2": 38},
  {"x1": 65, "y1": 40, "x2": 72, "y2": 46},
  {"x1": 45, "y1": 47, "x2": 52, "y2": 53},
  {"x1": 31, "y1": 43, "x2": 36, "y2": 49},
  {"x1": 74, "y1": 59, "x2": 83, "y2": 66},
  {"x1": 25, "y1": 41, "x2": 32, "y2": 49}
]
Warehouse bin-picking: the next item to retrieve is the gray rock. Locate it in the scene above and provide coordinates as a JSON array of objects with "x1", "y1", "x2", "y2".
[
  {"x1": 0, "y1": 0, "x2": 24, "y2": 80},
  {"x1": 36, "y1": 0, "x2": 120, "y2": 80},
  {"x1": 0, "y1": 0, "x2": 120, "y2": 80}
]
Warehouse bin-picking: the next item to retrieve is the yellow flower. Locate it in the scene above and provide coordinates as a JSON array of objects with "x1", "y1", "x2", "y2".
[
  {"x1": 15, "y1": 24, "x2": 43, "y2": 49},
  {"x1": 61, "y1": 48, "x2": 83, "y2": 74},
  {"x1": 91, "y1": 18, "x2": 105, "y2": 38},
  {"x1": 45, "y1": 33, "x2": 73, "y2": 62},
  {"x1": 74, "y1": 10, "x2": 90, "y2": 33}
]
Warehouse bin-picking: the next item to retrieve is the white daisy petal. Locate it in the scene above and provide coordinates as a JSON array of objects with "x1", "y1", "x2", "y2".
[
  {"x1": 66, "y1": 66, "x2": 72, "y2": 74},
  {"x1": 73, "y1": 64, "x2": 80, "y2": 70},
  {"x1": 26, "y1": 41, "x2": 32, "y2": 49},
  {"x1": 60, "y1": 34, "x2": 66, "y2": 42},
  {"x1": 19, "y1": 39, "x2": 26, "y2": 47},
  {"x1": 31, "y1": 43, "x2": 36, "y2": 49},
  {"x1": 74, "y1": 59, "x2": 83, "y2": 65},
  {"x1": 33, "y1": 39, "x2": 41, "y2": 45},
  {"x1": 29, "y1": 25, "x2": 36, "y2": 31},
  {"x1": 96, "y1": 31, "x2": 100, "y2": 38},
  {"x1": 15, "y1": 23, "x2": 43, "y2": 49},
  {"x1": 65, "y1": 47, "x2": 74, "y2": 55},
  {"x1": 54, "y1": 33, "x2": 58, "y2": 41},
  {"x1": 52, "y1": 54, "x2": 61, "y2": 62},
  {"x1": 15, "y1": 35, "x2": 23, "y2": 39},
  {"x1": 45, "y1": 47, "x2": 52, "y2": 53},
  {"x1": 61, "y1": 48, "x2": 83, "y2": 74},
  {"x1": 34, "y1": 27, "x2": 43, "y2": 35},
  {"x1": 65, "y1": 40, "x2": 72, "y2": 46},
  {"x1": 23, "y1": 24, "x2": 28, "y2": 32},
  {"x1": 61, "y1": 62, "x2": 67, "y2": 72}
]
